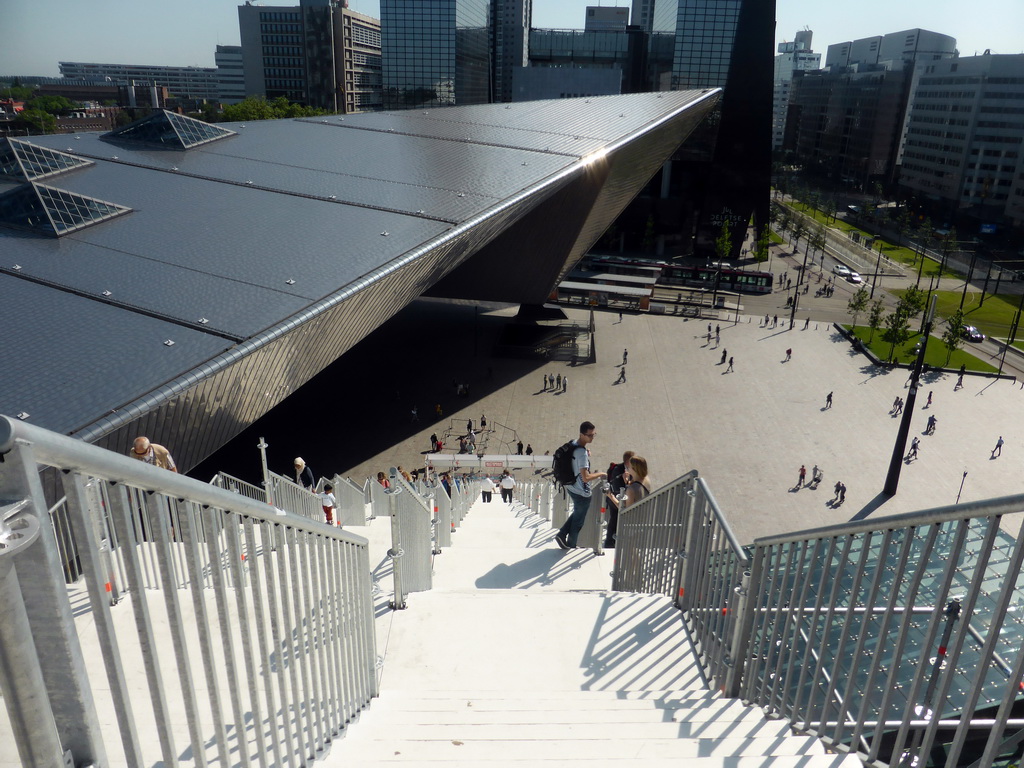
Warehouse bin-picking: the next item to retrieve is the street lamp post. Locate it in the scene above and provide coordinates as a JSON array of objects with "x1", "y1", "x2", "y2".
[
  {"x1": 788, "y1": 245, "x2": 810, "y2": 330},
  {"x1": 884, "y1": 295, "x2": 937, "y2": 496}
]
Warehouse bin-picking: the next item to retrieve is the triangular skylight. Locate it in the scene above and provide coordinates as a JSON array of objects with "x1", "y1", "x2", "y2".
[
  {"x1": 0, "y1": 182, "x2": 131, "y2": 237},
  {"x1": 0, "y1": 138, "x2": 94, "y2": 182},
  {"x1": 103, "y1": 110, "x2": 236, "y2": 149}
]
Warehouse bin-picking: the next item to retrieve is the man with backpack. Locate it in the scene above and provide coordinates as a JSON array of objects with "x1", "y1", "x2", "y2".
[{"x1": 553, "y1": 421, "x2": 607, "y2": 550}]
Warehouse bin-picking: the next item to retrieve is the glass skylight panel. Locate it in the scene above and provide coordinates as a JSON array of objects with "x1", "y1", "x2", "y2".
[
  {"x1": 0, "y1": 183, "x2": 130, "y2": 236},
  {"x1": 0, "y1": 138, "x2": 93, "y2": 181},
  {"x1": 35, "y1": 184, "x2": 131, "y2": 234},
  {"x1": 104, "y1": 110, "x2": 235, "y2": 149}
]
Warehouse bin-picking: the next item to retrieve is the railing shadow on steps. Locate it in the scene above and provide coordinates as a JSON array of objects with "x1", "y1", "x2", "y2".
[{"x1": 613, "y1": 469, "x2": 1024, "y2": 768}]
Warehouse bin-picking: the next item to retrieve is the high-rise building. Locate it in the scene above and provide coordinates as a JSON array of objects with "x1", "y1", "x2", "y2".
[
  {"x1": 339, "y1": 8, "x2": 383, "y2": 112},
  {"x1": 215, "y1": 45, "x2": 246, "y2": 104},
  {"x1": 492, "y1": 0, "x2": 532, "y2": 102},
  {"x1": 788, "y1": 28, "x2": 957, "y2": 188},
  {"x1": 380, "y1": 0, "x2": 491, "y2": 109},
  {"x1": 773, "y1": 30, "x2": 820, "y2": 151},
  {"x1": 238, "y1": 0, "x2": 382, "y2": 112},
  {"x1": 898, "y1": 53, "x2": 1024, "y2": 229}
]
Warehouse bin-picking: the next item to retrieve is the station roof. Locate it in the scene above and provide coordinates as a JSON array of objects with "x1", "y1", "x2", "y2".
[{"x1": 0, "y1": 92, "x2": 718, "y2": 442}]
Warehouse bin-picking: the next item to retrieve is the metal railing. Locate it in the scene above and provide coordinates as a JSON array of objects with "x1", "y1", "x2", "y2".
[
  {"x1": 737, "y1": 497, "x2": 1024, "y2": 768},
  {"x1": 0, "y1": 415, "x2": 378, "y2": 768},
  {"x1": 612, "y1": 470, "x2": 750, "y2": 691},
  {"x1": 612, "y1": 466, "x2": 1024, "y2": 768},
  {"x1": 266, "y1": 470, "x2": 323, "y2": 521},
  {"x1": 322, "y1": 475, "x2": 369, "y2": 527},
  {"x1": 210, "y1": 470, "x2": 268, "y2": 503}
]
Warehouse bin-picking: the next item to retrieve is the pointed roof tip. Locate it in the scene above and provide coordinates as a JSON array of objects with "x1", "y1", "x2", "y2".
[
  {"x1": 0, "y1": 181, "x2": 131, "y2": 237},
  {"x1": 103, "y1": 109, "x2": 236, "y2": 150},
  {"x1": 0, "y1": 137, "x2": 94, "y2": 182}
]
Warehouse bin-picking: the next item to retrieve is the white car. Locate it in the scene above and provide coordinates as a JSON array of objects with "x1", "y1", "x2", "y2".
[
  {"x1": 846, "y1": 272, "x2": 863, "y2": 284},
  {"x1": 832, "y1": 264, "x2": 851, "y2": 277}
]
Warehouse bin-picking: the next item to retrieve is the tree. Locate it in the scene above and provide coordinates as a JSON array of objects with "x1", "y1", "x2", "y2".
[
  {"x1": 867, "y1": 299, "x2": 885, "y2": 343},
  {"x1": 27, "y1": 95, "x2": 75, "y2": 114},
  {"x1": 15, "y1": 109, "x2": 55, "y2": 134},
  {"x1": 895, "y1": 208, "x2": 912, "y2": 249},
  {"x1": 942, "y1": 308, "x2": 966, "y2": 365},
  {"x1": 900, "y1": 284, "x2": 927, "y2": 323},
  {"x1": 714, "y1": 223, "x2": 732, "y2": 264},
  {"x1": 881, "y1": 305, "x2": 912, "y2": 362},
  {"x1": 753, "y1": 228, "x2": 770, "y2": 264},
  {"x1": 790, "y1": 219, "x2": 807, "y2": 254},
  {"x1": 1, "y1": 85, "x2": 34, "y2": 101},
  {"x1": 847, "y1": 286, "x2": 869, "y2": 329},
  {"x1": 221, "y1": 95, "x2": 328, "y2": 122}
]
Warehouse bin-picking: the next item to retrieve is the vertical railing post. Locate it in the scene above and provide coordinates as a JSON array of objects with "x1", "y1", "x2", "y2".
[
  {"x1": 387, "y1": 469, "x2": 406, "y2": 610},
  {"x1": 723, "y1": 569, "x2": 751, "y2": 697},
  {"x1": 0, "y1": 501, "x2": 66, "y2": 768},
  {"x1": 258, "y1": 436, "x2": 273, "y2": 505},
  {"x1": 0, "y1": 430, "x2": 108, "y2": 767}
]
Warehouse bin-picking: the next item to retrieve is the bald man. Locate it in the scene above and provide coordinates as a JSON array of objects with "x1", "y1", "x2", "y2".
[{"x1": 129, "y1": 437, "x2": 177, "y2": 472}]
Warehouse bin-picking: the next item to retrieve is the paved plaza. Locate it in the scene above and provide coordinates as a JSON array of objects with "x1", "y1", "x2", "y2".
[{"x1": 335, "y1": 300, "x2": 1024, "y2": 545}]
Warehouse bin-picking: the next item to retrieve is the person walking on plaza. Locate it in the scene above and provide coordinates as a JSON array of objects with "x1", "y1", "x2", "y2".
[
  {"x1": 926, "y1": 391, "x2": 933, "y2": 408},
  {"x1": 481, "y1": 414, "x2": 487, "y2": 429},
  {"x1": 430, "y1": 433, "x2": 438, "y2": 452},
  {"x1": 129, "y1": 436, "x2": 178, "y2": 472},
  {"x1": 542, "y1": 373, "x2": 547, "y2": 391},
  {"x1": 833, "y1": 480, "x2": 842, "y2": 502},
  {"x1": 555, "y1": 421, "x2": 607, "y2": 550},
  {"x1": 907, "y1": 437, "x2": 920, "y2": 461},
  {"x1": 727, "y1": 356, "x2": 734, "y2": 373},
  {"x1": 319, "y1": 483, "x2": 336, "y2": 526},
  {"x1": 616, "y1": 367, "x2": 626, "y2": 384},
  {"x1": 411, "y1": 405, "x2": 419, "y2": 422},
  {"x1": 499, "y1": 470, "x2": 516, "y2": 503},
  {"x1": 517, "y1": 439, "x2": 524, "y2": 455},
  {"x1": 825, "y1": 391, "x2": 833, "y2": 409},
  {"x1": 955, "y1": 374, "x2": 964, "y2": 390},
  {"x1": 774, "y1": 315, "x2": 779, "y2": 328},
  {"x1": 992, "y1": 436, "x2": 1004, "y2": 458},
  {"x1": 839, "y1": 483, "x2": 847, "y2": 504},
  {"x1": 562, "y1": 375, "x2": 568, "y2": 393},
  {"x1": 797, "y1": 464, "x2": 807, "y2": 488},
  {"x1": 785, "y1": 348, "x2": 792, "y2": 362},
  {"x1": 525, "y1": 443, "x2": 533, "y2": 455},
  {"x1": 622, "y1": 348, "x2": 628, "y2": 366},
  {"x1": 556, "y1": 373, "x2": 562, "y2": 390},
  {"x1": 720, "y1": 349, "x2": 727, "y2": 365}
]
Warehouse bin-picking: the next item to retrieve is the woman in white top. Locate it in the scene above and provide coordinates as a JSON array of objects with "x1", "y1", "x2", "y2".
[{"x1": 499, "y1": 470, "x2": 516, "y2": 503}]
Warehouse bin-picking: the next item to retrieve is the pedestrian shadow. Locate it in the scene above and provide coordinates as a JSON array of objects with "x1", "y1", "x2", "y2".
[{"x1": 846, "y1": 492, "x2": 893, "y2": 522}]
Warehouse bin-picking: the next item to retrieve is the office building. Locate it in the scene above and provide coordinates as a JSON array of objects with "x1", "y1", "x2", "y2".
[
  {"x1": 788, "y1": 28, "x2": 957, "y2": 188},
  {"x1": 58, "y1": 61, "x2": 221, "y2": 101},
  {"x1": 492, "y1": 0, "x2": 532, "y2": 102},
  {"x1": 215, "y1": 45, "x2": 246, "y2": 104},
  {"x1": 898, "y1": 53, "x2": 1024, "y2": 229},
  {"x1": 585, "y1": 6, "x2": 630, "y2": 32},
  {"x1": 339, "y1": 8, "x2": 383, "y2": 112},
  {"x1": 773, "y1": 30, "x2": 820, "y2": 151},
  {"x1": 381, "y1": 0, "x2": 491, "y2": 109}
]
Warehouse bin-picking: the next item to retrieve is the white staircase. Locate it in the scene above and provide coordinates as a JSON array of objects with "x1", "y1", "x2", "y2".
[{"x1": 324, "y1": 493, "x2": 859, "y2": 767}]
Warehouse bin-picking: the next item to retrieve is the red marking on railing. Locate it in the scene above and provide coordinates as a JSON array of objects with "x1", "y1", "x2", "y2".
[
  {"x1": 938, "y1": 646, "x2": 947, "y2": 656},
  {"x1": 241, "y1": 553, "x2": 246, "y2": 561},
  {"x1": 679, "y1": 588, "x2": 685, "y2": 597},
  {"x1": 721, "y1": 607, "x2": 728, "y2": 615},
  {"x1": 104, "y1": 582, "x2": 112, "y2": 593}
]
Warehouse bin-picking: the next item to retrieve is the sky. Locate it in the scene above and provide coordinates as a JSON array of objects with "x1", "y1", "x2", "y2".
[{"x1": 2, "y1": 0, "x2": 1023, "y2": 78}]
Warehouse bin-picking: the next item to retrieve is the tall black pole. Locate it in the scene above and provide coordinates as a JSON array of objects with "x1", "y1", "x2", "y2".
[
  {"x1": 959, "y1": 250, "x2": 978, "y2": 310},
  {"x1": 870, "y1": 244, "x2": 883, "y2": 300},
  {"x1": 789, "y1": 245, "x2": 810, "y2": 330},
  {"x1": 884, "y1": 295, "x2": 937, "y2": 496}
]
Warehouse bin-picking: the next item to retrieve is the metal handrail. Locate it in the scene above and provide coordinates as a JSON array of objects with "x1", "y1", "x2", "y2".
[{"x1": 0, "y1": 415, "x2": 377, "y2": 768}]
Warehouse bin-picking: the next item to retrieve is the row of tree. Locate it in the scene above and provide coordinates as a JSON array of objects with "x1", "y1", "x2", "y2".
[{"x1": 847, "y1": 284, "x2": 966, "y2": 365}]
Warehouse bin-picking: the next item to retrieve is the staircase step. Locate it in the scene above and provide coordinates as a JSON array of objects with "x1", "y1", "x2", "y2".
[
  {"x1": 328, "y1": 734, "x2": 826, "y2": 762},
  {"x1": 324, "y1": 753, "x2": 860, "y2": 768}
]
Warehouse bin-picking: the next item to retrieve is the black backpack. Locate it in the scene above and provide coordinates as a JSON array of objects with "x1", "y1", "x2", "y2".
[{"x1": 551, "y1": 441, "x2": 578, "y2": 485}]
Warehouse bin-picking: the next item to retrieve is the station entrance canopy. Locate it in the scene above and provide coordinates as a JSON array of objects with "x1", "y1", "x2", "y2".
[{"x1": 0, "y1": 91, "x2": 720, "y2": 471}]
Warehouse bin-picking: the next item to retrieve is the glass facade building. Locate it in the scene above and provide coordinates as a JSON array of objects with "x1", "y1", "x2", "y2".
[{"x1": 381, "y1": 0, "x2": 491, "y2": 109}]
